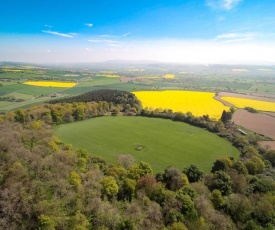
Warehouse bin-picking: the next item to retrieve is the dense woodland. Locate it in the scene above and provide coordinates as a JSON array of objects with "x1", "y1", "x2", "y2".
[{"x1": 0, "y1": 89, "x2": 275, "y2": 229}]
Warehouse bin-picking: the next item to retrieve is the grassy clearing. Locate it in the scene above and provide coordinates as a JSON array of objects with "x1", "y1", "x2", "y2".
[{"x1": 55, "y1": 116, "x2": 239, "y2": 172}]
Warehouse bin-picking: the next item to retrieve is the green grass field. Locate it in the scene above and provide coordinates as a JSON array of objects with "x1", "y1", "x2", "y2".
[{"x1": 55, "y1": 116, "x2": 239, "y2": 172}]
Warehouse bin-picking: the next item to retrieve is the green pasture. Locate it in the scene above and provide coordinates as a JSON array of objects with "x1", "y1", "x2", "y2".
[
  {"x1": 0, "y1": 83, "x2": 66, "y2": 97},
  {"x1": 0, "y1": 80, "x2": 21, "y2": 86},
  {"x1": 249, "y1": 84, "x2": 275, "y2": 94},
  {"x1": 4, "y1": 92, "x2": 34, "y2": 100},
  {"x1": 0, "y1": 96, "x2": 55, "y2": 112},
  {"x1": 78, "y1": 77, "x2": 120, "y2": 86},
  {"x1": 55, "y1": 116, "x2": 239, "y2": 173},
  {"x1": 0, "y1": 82, "x2": 70, "y2": 111}
]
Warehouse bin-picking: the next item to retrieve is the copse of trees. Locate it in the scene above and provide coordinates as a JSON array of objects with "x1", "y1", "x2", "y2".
[
  {"x1": 49, "y1": 89, "x2": 142, "y2": 113},
  {"x1": 220, "y1": 110, "x2": 232, "y2": 123}
]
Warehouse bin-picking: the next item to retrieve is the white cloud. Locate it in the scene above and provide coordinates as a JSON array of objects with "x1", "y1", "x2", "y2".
[
  {"x1": 217, "y1": 16, "x2": 226, "y2": 22},
  {"x1": 85, "y1": 23, "x2": 93, "y2": 27},
  {"x1": 44, "y1": 25, "x2": 52, "y2": 28},
  {"x1": 215, "y1": 32, "x2": 255, "y2": 43},
  {"x1": 223, "y1": 0, "x2": 241, "y2": 10},
  {"x1": 107, "y1": 44, "x2": 122, "y2": 47},
  {"x1": 100, "y1": 34, "x2": 119, "y2": 38},
  {"x1": 122, "y1": 32, "x2": 131, "y2": 37},
  {"x1": 207, "y1": 0, "x2": 242, "y2": 10},
  {"x1": 69, "y1": 33, "x2": 77, "y2": 36},
  {"x1": 87, "y1": 39, "x2": 102, "y2": 43},
  {"x1": 99, "y1": 32, "x2": 131, "y2": 38},
  {"x1": 88, "y1": 39, "x2": 122, "y2": 44},
  {"x1": 42, "y1": 30, "x2": 75, "y2": 38},
  {"x1": 85, "y1": 48, "x2": 93, "y2": 52}
]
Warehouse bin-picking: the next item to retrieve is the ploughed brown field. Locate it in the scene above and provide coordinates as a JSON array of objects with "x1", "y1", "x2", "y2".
[
  {"x1": 259, "y1": 141, "x2": 275, "y2": 150},
  {"x1": 232, "y1": 109, "x2": 275, "y2": 149},
  {"x1": 263, "y1": 112, "x2": 275, "y2": 118}
]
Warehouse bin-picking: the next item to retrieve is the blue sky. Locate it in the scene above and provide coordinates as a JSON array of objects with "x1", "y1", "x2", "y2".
[{"x1": 1, "y1": 0, "x2": 275, "y2": 64}]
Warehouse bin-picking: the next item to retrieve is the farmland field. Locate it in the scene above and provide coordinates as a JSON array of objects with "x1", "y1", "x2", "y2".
[
  {"x1": 163, "y1": 74, "x2": 175, "y2": 79},
  {"x1": 23, "y1": 81, "x2": 76, "y2": 88},
  {"x1": 222, "y1": 96, "x2": 275, "y2": 112},
  {"x1": 55, "y1": 116, "x2": 239, "y2": 172},
  {"x1": 259, "y1": 141, "x2": 275, "y2": 150},
  {"x1": 0, "y1": 83, "x2": 71, "y2": 112},
  {"x1": 232, "y1": 109, "x2": 275, "y2": 140},
  {"x1": 133, "y1": 90, "x2": 230, "y2": 119},
  {"x1": 96, "y1": 74, "x2": 120, "y2": 78},
  {"x1": 1, "y1": 63, "x2": 275, "y2": 113}
]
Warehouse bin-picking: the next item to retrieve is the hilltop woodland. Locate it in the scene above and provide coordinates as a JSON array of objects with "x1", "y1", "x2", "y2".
[{"x1": 0, "y1": 89, "x2": 275, "y2": 230}]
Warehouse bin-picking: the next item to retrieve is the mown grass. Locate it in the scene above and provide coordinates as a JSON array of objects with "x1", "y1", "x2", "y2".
[{"x1": 55, "y1": 116, "x2": 239, "y2": 172}]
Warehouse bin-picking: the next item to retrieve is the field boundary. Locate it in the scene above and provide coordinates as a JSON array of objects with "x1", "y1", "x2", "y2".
[{"x1": 218, "y1": 92, "x2": 275, "y2": 102}]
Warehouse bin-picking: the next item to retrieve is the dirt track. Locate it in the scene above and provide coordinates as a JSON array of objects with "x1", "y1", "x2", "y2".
[
  {"x1": 232, "y1": 109, "x2": 275, "y2": 140},
  {"x1": 214, "y1": 95, "x2": 234, "y2": 107}
]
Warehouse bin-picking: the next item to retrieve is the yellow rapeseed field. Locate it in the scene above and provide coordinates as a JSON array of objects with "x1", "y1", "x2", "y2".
[
  {"x1": 163, "y1": 74, "x2": 175, "y2": 79},
  {"x1": 3, "y1": 69, "x2": 23, "y2": 72},
  {"x1": 97, "y1": 74, "x2": 120, "y2": 78},
  {"x1": 23, "y1": 81, "x2": 76, "y2": 88},
  {"x1": 221, "y1": 97, "x2": 275, "y2": 112},
  {"x1": 133, "y1": 90, "x2": 230, "y2": 119}
]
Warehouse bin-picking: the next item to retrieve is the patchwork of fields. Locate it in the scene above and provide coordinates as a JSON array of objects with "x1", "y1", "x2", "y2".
[
  {"x1": 0, "y1": 80, "x2": 78, "y2": 112},
  {"x1": 55, "y1": 116, "x2": 239, "y2": 172},
  {"x1": 133, "y1": 90, "x2": 230, "y2": 119},
  {"x1": 1, "y1": 65, "x2": 275, "y2": 148}
]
